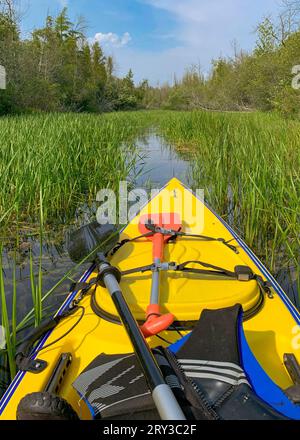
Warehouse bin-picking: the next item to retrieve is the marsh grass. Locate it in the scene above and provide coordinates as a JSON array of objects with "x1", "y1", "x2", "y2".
[
  {"x1": 158, "y1": 111, "x2": 300, "y2": 277},
  {"x1": 0, "y1": 109, "x2": 299, "y2": 386},
  {"x1": 0, "y1": 111, "x2": 154, "y2": 228},
  {"x1": 0, "y1": 249, "x2": 16, "y2": 379},
  {"x1": 0, "y1": 111, "x2": 156, "y2": 381}
]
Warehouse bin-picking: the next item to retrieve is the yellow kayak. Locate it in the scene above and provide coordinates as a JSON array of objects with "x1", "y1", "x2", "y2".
[{"x1": 1, "y1": 177, "x2": 300, "y2": 420}]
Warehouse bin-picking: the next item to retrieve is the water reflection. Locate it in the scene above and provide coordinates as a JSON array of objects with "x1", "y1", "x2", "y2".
[{"x1": 132, "y1": 132, "x2": 192, "y2": 188}]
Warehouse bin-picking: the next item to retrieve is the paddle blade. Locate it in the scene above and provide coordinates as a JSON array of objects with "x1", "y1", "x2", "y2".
[{"x1": 67, "y1": 222, "x2": 119, "y2": 263}]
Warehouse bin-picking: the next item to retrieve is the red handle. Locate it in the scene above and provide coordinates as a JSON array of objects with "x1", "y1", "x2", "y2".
[
  {"x1": 152, "y1": 233, "x2": 165, "y2": 261},
  {"x1": 141, "y1": 305, "x2": 175, "y2": 338}
]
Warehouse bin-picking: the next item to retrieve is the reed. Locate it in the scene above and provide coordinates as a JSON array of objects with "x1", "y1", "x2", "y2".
[
  {"x1": 158, "y1": 110, "x2": 300, "y2": 276},
  {"x1": 0, "y1": 111, "x2": 154, "y2": 228},
  {"x1": 0, "y1": 109, "x2": 299, "y2": 385},
  {"x1": 0, "y1": 249, "x2": 16, "y2": 379}
]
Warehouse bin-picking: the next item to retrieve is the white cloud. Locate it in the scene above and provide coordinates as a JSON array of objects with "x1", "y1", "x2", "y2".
[
  {"x1": 57, "y1": 0, "x2": 68, "y2": 7},
  {"x1": 142, "y1": 0, "x2": 226, "y2": 25},
  {"x1": 132, "y1": 0, "x2": 277, "y2": 83},
  {"x1": 88, "y1": 0, "x2": 279, "y2": 84},
  {"x1": 141, "y1": 0, "x2": 253, "y2": 48},
  {"x1": 92, "y1": 32, "x2": 131, "y2": 48}
]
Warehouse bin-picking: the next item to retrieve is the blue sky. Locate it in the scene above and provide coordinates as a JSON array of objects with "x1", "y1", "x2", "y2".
[{"x1": 18, "y1": 0, "x2": 282, "y2": 84}]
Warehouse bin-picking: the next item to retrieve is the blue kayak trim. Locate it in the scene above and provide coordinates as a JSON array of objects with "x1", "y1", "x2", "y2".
[
  {"x1": 238, "y1": 313, "x2": 300, "y2": 420},
  {"x1": 169, "y1": 333, "x2": 191, "y2": 354},
  {"x1": 78, "y1": 391, "x2": 96, "y2": 419},
  {"x1": 169, "y1": 317, "x2": 300, "y2": 419}
]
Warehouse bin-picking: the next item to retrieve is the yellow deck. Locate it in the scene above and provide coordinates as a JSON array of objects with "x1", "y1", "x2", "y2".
[{"x1": 1, "y1": 178, "x2": 299, "y2": 420}]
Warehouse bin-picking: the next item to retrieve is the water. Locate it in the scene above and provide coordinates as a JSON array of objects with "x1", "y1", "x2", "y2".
[
  {"x1": 277, "y1": 266, "x2": 299, "y2": 309},
  {"x1": 1, "y1": 233, "x2": 87, "y2": 322},
  {"x1": 1, "y1": 134, "x2": 192, "y2": 320},
  {"x1": 133, "y1": 133, "x2": 192, "y2": 187},
  {"x1": 2, "y1": 131, "x2": 297, "y2": 318},
  {"x1": 0, "y1": 132, "x2": 298, "y2": 394}
]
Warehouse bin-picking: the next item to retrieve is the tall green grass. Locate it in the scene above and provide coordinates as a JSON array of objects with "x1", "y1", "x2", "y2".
[
  {"x1": 0, "y1": 248, "x2": 16, "y2": 379},
  {"x1": 0, "y1": 111, "x2": 156, "y2": 382},
  {"x1": 0, "y1": 109, "x2": 299, "y2": 386},
  {"x1": 158, "y1": 111, "x2": 300, "y2": 278},
  {"x1": 0, "y1": 111, "x2": 154, "y2": 228}
]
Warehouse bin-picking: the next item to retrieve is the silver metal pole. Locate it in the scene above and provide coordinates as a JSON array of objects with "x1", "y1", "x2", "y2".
[
  {"x1": 150, "y1": 258, "x2": 160, "y2": 304},
  {"x1": 100, "y1": 262, "x2": 186, "y2": 420}
]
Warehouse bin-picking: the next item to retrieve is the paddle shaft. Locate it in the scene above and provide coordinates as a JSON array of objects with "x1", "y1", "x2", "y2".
[
  {"x1": 150, "y1": 258, "x2": 160, "y2": 304},
  {"x1": 99, "y1": 261, "x2": 186, "y2": 420},
  {"x1": 150, "y1": 232, "x2": 165, "y2": 305}
]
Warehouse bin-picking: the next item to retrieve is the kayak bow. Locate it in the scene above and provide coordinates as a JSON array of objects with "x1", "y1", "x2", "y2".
[{"x1": 1, "y1": 178, "x2": 300, "y2": 420}]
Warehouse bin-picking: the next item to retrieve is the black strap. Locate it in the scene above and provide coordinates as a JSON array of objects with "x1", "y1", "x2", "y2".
[
  {"x1": 71, "y1": 260, "x2": 272, "y2": 301},
  {"x1": 70, "y1": 281, "x2": 94, "y2": 292},
  {"x1": 144, "y1": 223, "x2": 238, "y2": 253},
  {"x1": 254, "y1": 274, "x2": 272, "y2": 297},
  {"x1": 121, "y1": 264, "x2": 154, "y2": 276},
  {"x1": 109, "y1": 226, "x2": 238, "y2": 257},
  {"x1": 122, "y1": 261, "x2": 252, "y2": 282},
  {"x1": 109, "y1": 231, "x2": 153, "y2": 256},
  {"x1": 179, "y1": 234, "x2": 238, "y2": 253},
  {"x1": 121, "y1": 261, "x2": 272, "y2": 296},
  {"x1": 176, "y1": 260, "x2": 237, "y2": 278},
  {"x1": 15, "y1": 307, "x2": 80, "y2": 373},
  {"x1": 71, "y1": 263, "x2": 271, "y2": 293}
]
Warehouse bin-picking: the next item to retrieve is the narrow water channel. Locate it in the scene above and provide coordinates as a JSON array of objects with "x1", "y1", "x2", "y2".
[
  {"x1": 133, "y1": 133, "x2": 192, "y2": 187},
  {"x1": 1, "y1": 133, "x2": 192, "y2": 321}
]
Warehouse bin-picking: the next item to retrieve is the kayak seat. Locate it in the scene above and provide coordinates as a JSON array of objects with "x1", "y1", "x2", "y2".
[
  {"x1": 72, "y1": 305, "x2": 289, "y2": 420},
  {"x1": 168, "y1": 304, "x2": 287, "y2": 420},
  {"x1": 170, "y1": 306, "x2": 300, "y2": 420}
]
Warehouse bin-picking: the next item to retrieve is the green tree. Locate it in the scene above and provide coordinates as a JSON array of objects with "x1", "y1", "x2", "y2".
[
  {"x1": 255, "y1": 17, "x2": 278, "y2": 55},
  {"x1": 0, "y1": 5, "x2": 20, "y2": 113},
  {"x1": 117, "y1": 69, "x2": 138, "y2": 110},
  {"x1": 55, "y1": 7, "x2": 73, "y2": 40}
]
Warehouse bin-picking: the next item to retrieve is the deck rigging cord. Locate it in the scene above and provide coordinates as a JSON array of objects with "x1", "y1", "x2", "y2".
[
  {"x1": 109, "y1": 225, "x2": 239, "y2": 257},
  {"x1": 71, "y1": 225, "x2": 272, "y2": 328},
  {"x1": 31, "y1": 306, "x2": 85, "y2": 355},
  {"x1": 15, "y1": 306, "x2": 85, "y2": 372},
  {"x1": 87, "y1": 267, "x2": 267, "y2": 326},
  {"x1": 16, "y1": 223, "x2": 272, "y2": 373}
]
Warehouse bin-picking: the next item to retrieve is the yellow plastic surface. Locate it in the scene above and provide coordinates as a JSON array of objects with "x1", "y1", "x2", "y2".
[{"x1": 1, "y1": 178, "x2": 300, "y2": 420}]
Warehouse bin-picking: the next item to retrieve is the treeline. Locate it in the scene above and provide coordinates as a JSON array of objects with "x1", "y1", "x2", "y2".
[
  {"x1": 1, "y1": 0, "x2": 300, "y2": 116},
  {"x1": 143, "y1": 1, "x2": 300, "y2": 116},
  {"x1": 0, "y1": 3, "x2": 148, "y2": 114}
]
